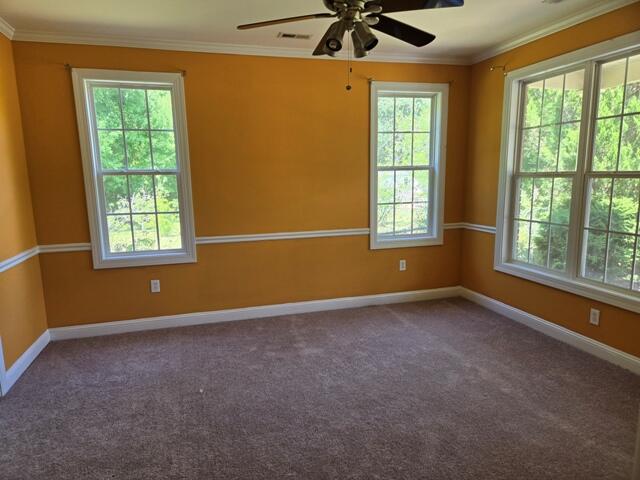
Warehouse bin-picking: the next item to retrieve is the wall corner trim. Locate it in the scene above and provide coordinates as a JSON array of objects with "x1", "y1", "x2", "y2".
[
  {"x1": 0, "y1": 16, "x2": 15, "y2": 40},
  {"x1": 0, "y1": 330, "x2": 50, "y2": 396},
  {"x1": 460, "y1": 288, "x2": 640, "y2": 376}
]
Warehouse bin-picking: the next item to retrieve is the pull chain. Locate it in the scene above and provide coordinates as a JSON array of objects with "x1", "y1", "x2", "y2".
[{"x1": 346, "y1": 31, "x2": 352, "y2": 91}]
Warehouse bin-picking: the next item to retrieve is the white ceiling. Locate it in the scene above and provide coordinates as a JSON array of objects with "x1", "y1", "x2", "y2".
[{"x1": 0, "y1": 0, "x2": 635, "y2": 63}]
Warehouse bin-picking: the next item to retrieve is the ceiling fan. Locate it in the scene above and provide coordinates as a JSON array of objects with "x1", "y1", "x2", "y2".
[{"x1": 237, "y1": 0, "x2": 465, "y2": 58}]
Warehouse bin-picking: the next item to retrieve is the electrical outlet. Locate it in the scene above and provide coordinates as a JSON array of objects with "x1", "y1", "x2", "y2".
[
  {"x1": 150, "y1": 279, "x2": 161, "y2": 293},
  {"x1": 399, "y1": 259, "x2": 407, "y2": 271},
  {"x1": 589, "y1": 308, "x2": 600, "y2": 326}
]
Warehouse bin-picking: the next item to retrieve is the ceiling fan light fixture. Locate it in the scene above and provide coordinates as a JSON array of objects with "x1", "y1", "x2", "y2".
[
  {"x1": 353, "y1": 21, "x2": 378, "y2": 52},
  {"x1": 325, "y1": 20, "x2": 348, "y2": 52}
]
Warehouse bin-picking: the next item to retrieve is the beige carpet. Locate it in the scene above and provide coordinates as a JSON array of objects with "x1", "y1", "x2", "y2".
[{"x1": 0, "y1": 298, "x2": 638, "y2": 479}]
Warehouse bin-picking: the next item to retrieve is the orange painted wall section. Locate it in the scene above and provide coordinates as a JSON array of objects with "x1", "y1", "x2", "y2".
[
  {"x1": 0, "y1": 34, "x2": 48, "y2": 369},
  {"x1": 12, "y1": 43, "x2": 469, "y2": 327},
  {"x1": 462, "y1": 2, "x2": 640, "y2": 357}
]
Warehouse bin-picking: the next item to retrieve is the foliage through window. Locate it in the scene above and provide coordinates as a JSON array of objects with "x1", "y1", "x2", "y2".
[
  {"x1": 370, "y1": 82, "x2": 448, "y2": 249},
  {"x1": 497, "y1": 39, "x2": 640, "y2": 311},
  {"x1": 72, "y1": 69, "x2": 196, "y2": 269}
]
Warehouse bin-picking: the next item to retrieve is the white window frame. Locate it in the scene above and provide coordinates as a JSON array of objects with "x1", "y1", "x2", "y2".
[
  {"x1": 72, "y1": 68, "x2": 197, "y2": 269},
  {"x1": 495, "y1": 31, "x2": 640, "y2": 314},
  {"x1": 370, "y1": 82, "x2": 448, "y2": 250}
]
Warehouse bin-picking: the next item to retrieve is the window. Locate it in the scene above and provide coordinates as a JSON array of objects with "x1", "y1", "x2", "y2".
[
  {"x1": 370, "y1": 82, "x2": 448, "y2": 249},
  {"x1": 496, "y1": 32, "x2": 640, "y2": 313},
  {"x1": 72, "y1": 69, "x2": 196, "y2": 269}
]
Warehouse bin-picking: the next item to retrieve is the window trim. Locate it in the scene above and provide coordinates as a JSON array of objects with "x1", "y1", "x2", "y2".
[
  {"x1": 495, "y1": 30, "x2": 640, "y2": 314},
  {"x1": 369, "y1": 81, "x2": 448, "y2": 250},
  {"x1": 72, "y1": 68, "x2": 197, "y2": 269}
]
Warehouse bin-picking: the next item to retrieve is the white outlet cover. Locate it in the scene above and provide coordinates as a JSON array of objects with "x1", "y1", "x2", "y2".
[
  {"x1": 399, "y1": 260, "x2": 407, "y2": 271},
  {"x1": 150, "y1": 280, "x2": 161, "y2": 293},
  {"x1": 589, "y1": 308, "x2": 600, "y2": 326}
]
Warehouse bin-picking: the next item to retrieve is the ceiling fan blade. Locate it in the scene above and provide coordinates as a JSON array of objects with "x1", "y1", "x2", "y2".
[
  {"x1": 365, "y1": 0, "x2": 463, "y2": 14},
  {"x1": 369, "y1": 15, "x2": 435, "y2": 47},
  {"x1": 237, "y1": 13, "x2": 335, "y2": 30}
]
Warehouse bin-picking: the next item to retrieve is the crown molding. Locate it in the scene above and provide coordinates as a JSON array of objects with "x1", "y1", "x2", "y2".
[
  {"x1": 0, "y1": 16, "x2": 15, "y2": 40},
  {"x1": 11, "y1": 29, "x2": 468, "y2": 65},
  {"x1": 471, "y1": 0, "x2": 639, "y2": 64}
]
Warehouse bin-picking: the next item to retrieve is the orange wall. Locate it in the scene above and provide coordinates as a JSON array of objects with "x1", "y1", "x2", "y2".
[
  {"x1": 0, "y1": 34, "x2": 47, "y2": 369},
  {"x1": 12, "y1": 42, "x2": 470, "y2": 327},
  {"x1": 462, "y1": 3, "x2": 640, "y2": 357}
]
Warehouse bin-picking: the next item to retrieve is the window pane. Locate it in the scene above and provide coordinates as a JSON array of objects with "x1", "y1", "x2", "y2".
[
  {"x1": 151, "y1": 131, "x2": 177, "y2": 169},
  {"x1": 121, "y1": 89, "x2": 148, "y2": 129},
  {"x1": 377, "y1": 205, "x2": 394, "y2": 234},
  {"x1": 541, "y1": 75, "x2": 563, "y2": 125},
  {"x1": 583, "y1": 229, "x2": 607, "y2": 281},
  {"x1": 98, "y1": 130, "x2": 125, "y2": 170},
  {"x1": 530, "y1": 222, "x2": 549, "y2": 267},
  {"x1": 395, "y1": 98, "x2": 413, "y2": 131},
  {"x1": 395, "y1": 171, "x2": 412, "y2": 203},
  {"x1": 635, "y1": 244, "x2": 640, "y2": 291},
  {"x1": 531, "y1": 178, "x2": 552, "y2": 222},
  {"x1": 593, "y1": 117, "x2": 621, "y2": 171},
  {"x1": 521, "y1": 128, "x2": 540, "y2": 172},
  {"x1": 412, "y1": 133, "x2": 430, "y2": 166},
  {"x1": 549, "y1": 225, "x2": 569, "y2": 271},
  {"x1": 158, "y1": 213, "x2": 182, "y2": 250},
  {"x1": 619, "y1": 114, "x2": 640, "y2": 171},
  {"x1": 107, "y1": 215, "x2": 133, "y2": 253},
  {"x1": 413, "y1": 170, "x2": 429, "y2": 203},
  {"x1": 514, "y1": 220, "x2": 530, "y2": 262},
  {"x1": 93, "y1": 87, "x2": 122, "y2": 129},
  {"x1": 605, "y1": 233, "x2": 635, "y2": 288},
  {"x1": 129, "y1": 175, "x2": 155, "y2": 213},
  {"x1": 558, "y1": 122, "x2": 580, "y2": 171},
  {"x1": 414, "y1": 98, "x2": 431, "y2": 132},
  {"x1": 155, "y1": 175, "x2": 180, "y2": 212},
  {"x1": 625, "y1": 54, "x2": 640, "y2": 115},
  {"x1": 587, "y1": 178, "x2": 612, "y2": 230},
  {"x1": 550, "y1": 178, "x2": 572, "y2": 225},
  {"x1": 125, "y1": 131, "x2": 152, "y2": 169},
  {"x1": 378, "y1": 97, "x2": 394, "y2": 132},
  {"x1": 394, "y1": 133, "x2": 412, "y2": 166},
  {"x1": 395, "y1": 204, "x2": 412, "y2": 234},
  {"x1": 538, "y1": 125, "x2": 560, "y2": 171},
  {"x1": 132, "y1": 214, "x2": 158, "y2": 251},
  {"x1": 515, "y1": 177, "x2": 533, "y2": 220},
  {"x1": 147, "y1": 90, "x2": 174, "y2": 130},
  {"x1": 103, "y1": 175, "x2": 130, "y2": 214},
  {"x1": 524, "y1": 80, "x2": 543, "y2": 128},
  {"x1": 377, "y1": 171, "x2": 394, "y2": 204},
  {"x1": 598, "y1": 58, "x2": 626, "y2": 118},
  {"x1": 377, "y1": 133, "x2": 393, "y2": 166},
  {"x1": 562, "y1": 70, "x2": 584, "y2": 122},
  {"x1": 610, "y1": 178, "x2": 640, "y2": 233},
  {"x1": 413, "y1": 203, "x2": 428, "y2": 233}
]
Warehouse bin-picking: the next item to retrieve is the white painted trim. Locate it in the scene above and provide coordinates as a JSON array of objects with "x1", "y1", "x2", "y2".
[
  {"x1": 196, "y1": 228, "x2": 370, "y2": 245},
  {"x1": 0, "y1": 330, "x2": 50, "y2": 396},
  {"x1": 0, "y1": 246, "x2": 39, "y2": 273},
  {"x1": 0, "y1": 16, "x2": 15, "y2": 40},
  {"x1": 0, "y1": 337, "x2": 5, "y2": 396},
  {"x1": 471, "y1": 0, "x2": 639, "y2": 63},
  {"x1": 10, "y1": 29, "x2": 467, "y2": 65},
  {"x1": 460, "y1": 288, "x2": 640, "y2": 376},
  {"x1": 38, "y1": 243, "x2": 92, "y2": 254},
  {"x1": 0, "y1": 224, "x2": 499, "y2": 272},
  {"x1": 49, "y1": 286, "x2": 462, "y2": 341}
]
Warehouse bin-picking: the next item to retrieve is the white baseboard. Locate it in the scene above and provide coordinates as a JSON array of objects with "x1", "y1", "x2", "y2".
[
  {"x1": 49, "y1": 286, "x2": 463, "y2": 341},
  {"x1": 0, "y1": 330, "x2": 50, "y2": 396},
  {"x1": 460, "y1": 288, "x2": 640, "y2": 376}
]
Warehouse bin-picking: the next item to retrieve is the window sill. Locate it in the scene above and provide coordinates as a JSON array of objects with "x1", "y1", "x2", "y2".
[
  {"x1": 93, "y1": 250, "x2": 197, "y2": 270},
  {"x1": 370, "y1": 235, "x2": 443, "y2": 250},
  {"x1": 494, "y1": 261, "x2": 640, "y2": 314}
]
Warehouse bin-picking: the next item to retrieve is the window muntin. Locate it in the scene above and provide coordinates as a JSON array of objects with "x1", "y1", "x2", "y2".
[
  {"x1": 73, "y1": 70, "x2": 196, "y2": 269},
  {"x1": 370, "y1": 82, "x2": 447, "y2": 249}
]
